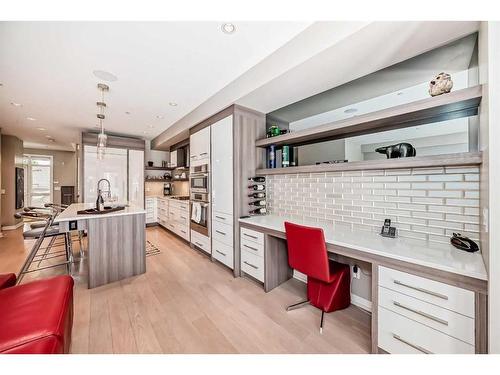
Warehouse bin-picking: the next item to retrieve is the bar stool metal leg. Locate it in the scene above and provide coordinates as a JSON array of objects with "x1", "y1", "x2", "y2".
[{"x1": 320, "y1": 311, "x2": 325, "y2": 334}]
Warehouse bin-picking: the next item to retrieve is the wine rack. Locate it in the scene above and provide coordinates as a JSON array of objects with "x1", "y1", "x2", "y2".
[{"x1": 247, "y1": 176, "x2": 267, "y2": 215}]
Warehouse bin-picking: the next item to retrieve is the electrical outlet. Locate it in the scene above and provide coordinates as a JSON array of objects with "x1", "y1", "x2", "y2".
[{"x1": 352, "y1": 265, "x2": 360, "y2": 279}]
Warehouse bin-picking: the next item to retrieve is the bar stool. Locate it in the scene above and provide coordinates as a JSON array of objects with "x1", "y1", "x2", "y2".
[
  {"x1": 15, "y1": 209, "x2": 72, "y2": 284},
  {"x1": 284, "y1": 221, "x2": 351, "y2": 333}
]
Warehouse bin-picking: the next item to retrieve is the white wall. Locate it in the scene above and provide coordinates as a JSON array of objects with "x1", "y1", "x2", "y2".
[{"x1": 484, "y1": 21, "x2": 500, "y2": 354}]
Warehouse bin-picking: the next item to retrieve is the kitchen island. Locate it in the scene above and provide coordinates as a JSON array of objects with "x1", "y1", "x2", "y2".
[{"x1": 55, "y1": 203, "x2": 146, "y2": 289}]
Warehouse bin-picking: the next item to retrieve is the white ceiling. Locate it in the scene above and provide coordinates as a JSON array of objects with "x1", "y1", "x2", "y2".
[
  {"x1": 151, "y1": 21, "x2": 479, "y2": 150},
  {"x1": 0, "y1": 21, "x2": 310, "y2": 151}
]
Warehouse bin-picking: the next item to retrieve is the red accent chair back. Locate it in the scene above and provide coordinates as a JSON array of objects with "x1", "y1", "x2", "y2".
[{"x1": 284, "y1": 221, "x2": 331, "y2": 282}]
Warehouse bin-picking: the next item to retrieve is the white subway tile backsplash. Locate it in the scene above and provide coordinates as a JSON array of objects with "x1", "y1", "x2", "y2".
[{"x1": 267, "y1": 164, "x2": 480, "y2": 244}]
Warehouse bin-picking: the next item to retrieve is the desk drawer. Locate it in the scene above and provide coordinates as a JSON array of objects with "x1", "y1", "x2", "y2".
[
  {"x1": 241, "y1": 237, "x2": 264, "y2": 258},
  {"x1": 212, "y1": 239, "x2": 234, "y2": 269},
  {"x1": 241, "y1": 227, "x2": 264, "y2": 245},
  {"x1": 378, "y1": 266, "x2": 474, "y2": 318},
  {"x1": 379, "y1": 287, "x2": 474, "y2": 345},
  {"x1": 378, "y1": 307, "x2": 474, "y2": 354},
  {"x1": 212, "y1": 220, "x2": 233, "y2": 246},
  {"x1": 241, "y1": 249, "x2": 264, "y2": 282}
]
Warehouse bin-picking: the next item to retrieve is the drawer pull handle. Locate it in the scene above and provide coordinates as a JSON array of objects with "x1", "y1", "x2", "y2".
[
  {"x1": 200, "y1": 152, "x2": 208, "y2": 156},
  {"x1": 392, "y1": 301, "x2": 449, "y2": 326},
  {"x1": 392, "y1": 334, "x2": 432, "y2": 354},
  {"x1": 393, "y1": 280, "x2": 448, "y2": 300},
  {"x1": 181, "y1": 216, "x2": 187, "y2": 220},
  {"x1": 243, "y1": 244, "x2": 259, "y2": 252},
  {"x1": 243, "y1": 261, "x2": 258, "y2": 270},
  {"x1": 215, "y1": 230, "x2": 226, "y2": 236},
  {"x1": 195, "y1": 242, "x2": 204, "y2": 247},
  {"x1": 216, "y1": 250, "x2": 226, "y2": 256},
  {"x1": 243, "y1": 233, "x2": 258, "y2": 240},
  {"x1": 215, "y1": 216, "x2": 226, "y2": 220},
  {"x1": 181, "y1": 230, "x2": 187, "y2": 234}
]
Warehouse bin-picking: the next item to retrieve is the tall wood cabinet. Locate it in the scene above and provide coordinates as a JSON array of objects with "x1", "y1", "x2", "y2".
[{"x1": 189, "y1": 105, "x2": 265, "y2": 276}]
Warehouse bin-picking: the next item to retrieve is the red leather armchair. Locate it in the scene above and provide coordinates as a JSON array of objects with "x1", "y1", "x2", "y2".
[{"x1": 0, "y1": 274, "x2": 74, "y2": 354}]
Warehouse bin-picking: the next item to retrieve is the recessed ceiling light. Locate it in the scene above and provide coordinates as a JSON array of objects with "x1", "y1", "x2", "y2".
[
  {"x1": 0, "y1": 83, "x2": 3, "y2": 87},
  {"x1": 93, "y1": 70, "x2": 118, "y2": 82},
  {"x1": 36, "y1": 127, "x2": 46, "y2": 131},
  {"x1": 148, "y1": 125, "x2": 154, "y2": 129},
  {"x1": 125, "y1": 111, "x2": 131, "y2": 115},
  {"x1": 143, "y1": 131, "x2": 148, "y2": 134},
  {"x1": 156, "y1": 115, "x2": 164, "y2": 120},
  {"x1": 221, "y1": 23, "x2": 236, "y2": 34},
  {"x1": 26, "y1": 117, "x2": 36, "y2": 121},
  {"x1": 169, "y1": 102, "x2": 177, "y2": 107},
  {"x1": 10, "y1": 102, "x2": 22, "y2": 107},
  {"x1": 344, "y1": 108, "x2": 358, "y2": 114},
  {"x1": 397, "y1": 92, "x2": 404, "y2": 96},
  {"x1": 45, "y1": 135, "x2": 53, "y2": 139}
]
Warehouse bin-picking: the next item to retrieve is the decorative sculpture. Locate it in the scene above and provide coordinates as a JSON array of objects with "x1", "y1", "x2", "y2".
[
  {"x1": 375, "y1": 143, "x2": 416, "y2": 159},
  {"x1": 429, "y1": 72, "x2": 453, "y2": 97}
]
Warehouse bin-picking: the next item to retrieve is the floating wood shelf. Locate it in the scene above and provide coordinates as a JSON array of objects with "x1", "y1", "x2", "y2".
[
  {"x1": 255, "y1": 152, "x2": 482, "y2": 176},
  {"x1": 145, "y1": 166, "x2": 174, "y2": 171},
  {"x1": 256, "y1": 85, "x2": 483, "y2": 148}
]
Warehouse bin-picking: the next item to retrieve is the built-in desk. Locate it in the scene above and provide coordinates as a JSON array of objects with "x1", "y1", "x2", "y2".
[{"x1": 238, "y1": 215, "x2": 488, "y2": 354}]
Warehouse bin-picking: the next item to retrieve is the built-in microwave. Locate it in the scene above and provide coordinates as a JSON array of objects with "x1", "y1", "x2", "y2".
[{"x1": 190, "y1": 163, "x2": 209, "y2": 193}]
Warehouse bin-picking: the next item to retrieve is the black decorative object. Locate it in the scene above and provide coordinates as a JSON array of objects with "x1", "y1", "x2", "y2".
[
  {"x1": 375, "y1": 143, "x2": 416, "y2": 159},
  {"x1": 450, "y1": 233, "x2": 479, "y2": 252},
  {"x1": 15, "y1": 167, "x2": 24, "y2": 210},
  {"x1": 147, "y1": 161, "x2": 154, "y2": 167}
]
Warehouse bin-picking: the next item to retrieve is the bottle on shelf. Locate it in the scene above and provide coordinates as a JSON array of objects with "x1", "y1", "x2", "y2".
[
  {"x1": 282, "y1": 145, "x2": 290, "y2": 168},
  {"x1": 249, "y1": 200, "x2": 266, "y2": 206},
  {"x1": 249, "y1": 207, "x2": 267, "y2": 215},
  {"x1": 267, "y1": 145, "x2": 276, "y2": 168},
  {"x1": 248, "y1": 192, "x2": 266, "y2": 198},
  {"x1": 248, "y1": 184, "x2": 265, "y2": 191},
  {"x1": 248, "y1": 176, "x2": 266, "y2": 182}
]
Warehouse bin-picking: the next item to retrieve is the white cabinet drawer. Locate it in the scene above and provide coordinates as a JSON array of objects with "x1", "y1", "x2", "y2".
[
  {"x1": 240, "y1": 237, "x2": 264, "y2": 258},
  {"x1": 213, "y1": 211, "x2": 233, "y2": 225},
  {"x1": 378, "y1": 307, "x2": 474, "y2": 354},
  {"x1": 378, "y1": 266, "x2": 474, "y2": 317},
  {"x1": 379, "y1": 287, "x2": 474, "y2": 345},
  {"x1": 212, "y1": 220, "x2": 233, "y2": 247},
  {"x1": 177, "y1": 225, "x2": 190, "y2": 241},
  {"x1": 191, "y1": 230, "x2": 211, "y2": 254},
  {"x1": 240, "y1": 227, "x2": 264, "y2": 245},
  {"x1": 212, "y1": 239, "x2": 234, "y2": 269},
  {"x1": 241, "y1": 249, "x2": 264, "y2": 282}
]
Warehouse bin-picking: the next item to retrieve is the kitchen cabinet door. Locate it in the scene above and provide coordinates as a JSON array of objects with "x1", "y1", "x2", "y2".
[
  {"x1": 128, "y1": 149, "x2": 144, "y2": 208},
  {"x1": 190, "y1": 126, "x2": 211, "y2": 161},
  {"x1": 211, "y1": 115, "x2": 233, "y2": 216}
]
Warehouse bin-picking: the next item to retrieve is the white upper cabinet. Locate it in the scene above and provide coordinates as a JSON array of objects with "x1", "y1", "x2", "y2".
[
  {"x1": 190, "y1": 126, "x2": 211, "y2": 164},
  {"x1": 211, "y1": 115, "x2": 233, "y2": 215}
]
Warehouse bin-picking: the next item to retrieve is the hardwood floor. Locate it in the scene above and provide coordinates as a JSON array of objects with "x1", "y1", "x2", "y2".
[{"x1": 0, "y1": 225, "x2": 371, "y2": 354}]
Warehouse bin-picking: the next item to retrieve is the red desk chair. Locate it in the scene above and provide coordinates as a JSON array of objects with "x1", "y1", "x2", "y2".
[{"x1": 284, "y1": 221, "x2": 351, "y2": 333}]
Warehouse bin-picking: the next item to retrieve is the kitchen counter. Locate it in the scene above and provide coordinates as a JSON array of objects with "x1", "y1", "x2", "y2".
[
  {"x1": 239, "y1": 214, "x2": 487, "y2": 281},
  {"x1": 54, "y1": 202, "x2": 145, "y2": 223}
]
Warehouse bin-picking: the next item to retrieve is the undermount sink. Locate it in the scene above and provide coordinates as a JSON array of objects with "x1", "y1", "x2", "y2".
[{"x1": 77, "y1": 206, "x2": 126, "y2": 215}]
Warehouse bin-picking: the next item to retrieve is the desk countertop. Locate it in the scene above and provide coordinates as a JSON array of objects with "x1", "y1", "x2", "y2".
[
  {"x1": 55, "y1": 203, "x2": 146, "y2": 222},
  {"x1": 239, "y1": 215, "x2": 487, "y2": 281}
]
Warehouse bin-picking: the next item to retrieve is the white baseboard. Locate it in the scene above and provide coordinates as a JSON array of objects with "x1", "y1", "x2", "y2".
[
  {"x1": 292, "y1": 271, "x2": 372, "y2": 313},
  {"x1": 1, "y1": 221, "x2": 23, "y2": 231}
]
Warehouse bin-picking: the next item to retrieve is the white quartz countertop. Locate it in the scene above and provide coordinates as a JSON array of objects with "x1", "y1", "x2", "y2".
[
  {"x1": 238, "y1": 215, "x2": 487, "y2": 281},
  {"x1": 54, "y1": 203, "x2": 146, "y2": 222}
]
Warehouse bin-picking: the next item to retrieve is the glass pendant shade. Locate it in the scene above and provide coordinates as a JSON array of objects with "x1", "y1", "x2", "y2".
[{"x1": 97, "y1": 132, "x2": 107, "y2": 160}]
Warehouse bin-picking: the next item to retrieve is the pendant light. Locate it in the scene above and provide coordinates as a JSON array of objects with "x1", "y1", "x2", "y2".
[{"x1": 96, "y1": 83, "x2": 109, "y2": 160}]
